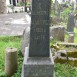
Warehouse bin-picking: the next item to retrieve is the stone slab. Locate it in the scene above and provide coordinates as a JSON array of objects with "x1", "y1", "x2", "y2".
[
  {"x1": 22, "y1": 47, "x2": 54, "y2": 77},
  {"x1": 57, "y1": 42, "x2": 77, "y2": 47}
]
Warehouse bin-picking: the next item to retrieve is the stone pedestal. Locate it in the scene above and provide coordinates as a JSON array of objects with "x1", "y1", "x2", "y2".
[
  {"x1": 5, "y1": 48, "x2": 18, "y2": 77},
  {"x1": 22, "y1": 47, "x2": 54, "y2": 77},
  {"x1": 68, "y1": 34, "x2": 74, "y2": 43},
  {"x1": 67, "y1": 13, "x2": 75, "y2": 32}
]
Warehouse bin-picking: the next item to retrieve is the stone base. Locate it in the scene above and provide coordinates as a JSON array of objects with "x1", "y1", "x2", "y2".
[{"x1": 21, "y1": 47, "x2": 54, "y2": 77}]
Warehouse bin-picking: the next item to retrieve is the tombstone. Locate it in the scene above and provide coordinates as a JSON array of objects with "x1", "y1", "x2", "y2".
[
  {"x1": 67, "y1": 12, "x2": 75, "y2": 32},
  {"x1": 22, "y1": 0, "x2": 54, "y2": 77},
  {"x1": 68, "y1": 33, "x2": 74, "y2": 43},
  {"x1": 50, "y1": 26, "x2": 65, "y2": 41},
  {"x1": 54, "y1": 0, "x2": 59, "y2": 15},
  {"x1": 75, "y1": 20, "x2": 77, "y2": 28},
  {"x1": 57, "y1": 4, "x2": 61, "y2": 18},
  {"x1": 50, "y1": 16, "x2": 62, "y2": 25}
]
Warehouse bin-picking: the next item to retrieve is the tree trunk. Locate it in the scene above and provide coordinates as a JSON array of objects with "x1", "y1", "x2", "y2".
[{"x1": 0, "y1": 0, "x2": 7, "y2": 14}]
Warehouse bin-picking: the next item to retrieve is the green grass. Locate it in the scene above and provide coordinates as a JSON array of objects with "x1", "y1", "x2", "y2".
[
  {"x1": 74, "y1": 28, "x2": 77, "y2": 33},
  {"x1": 55, "y1": 63, "x2": 77, "y2": 77},
  {"x1": 0, "y1": 36, "x2": 23, "y2": 77},
  {"x1": 65, "y1": 33, "x2": 77, "y2": 43},
  {"x1": 0, "y1": 36, "x2": 77, "y2": 77}
]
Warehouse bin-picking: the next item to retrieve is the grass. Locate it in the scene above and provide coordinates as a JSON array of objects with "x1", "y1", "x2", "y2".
[
  {"x1": 55, "y1": 63, "x2": 77, "y2": 77},
  {"x1": 65, "y1": 33, "x2": 77, "y2": 43},
  {"x1": 0, "y1": 36, "x2": 77, "y2": 77},
  {"x1": 0, "y1": 36, "x2": 23, "y2": 77},
  {"x1": 74, "y1": 28, "x2": 77, "y2": 33}
]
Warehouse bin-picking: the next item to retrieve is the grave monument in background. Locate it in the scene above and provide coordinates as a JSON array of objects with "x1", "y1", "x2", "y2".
[{"x1": 67, "y1": 12, "x2": 75, "y2": 32}]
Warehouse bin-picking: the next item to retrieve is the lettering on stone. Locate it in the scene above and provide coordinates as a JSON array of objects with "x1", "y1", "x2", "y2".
[
  {"x1": 32, "y1": 20, "x2": 50, "y2": 25},
  {"x1": 32, "y1": 11, "x2": 49, "y2": 15},
  {"x1": 29, "y1": 0, "x2": 51, "y2": 57}
]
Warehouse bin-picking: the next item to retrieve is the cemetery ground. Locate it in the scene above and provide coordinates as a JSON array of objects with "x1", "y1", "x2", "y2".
[
  {"x1": 0, "y1": 36, "x2": 77, "y2": 77},
  {"x1": 0, "y1": 14, "x2": 77, "y2": 77},
  {"x1": 0, "y1": 36, "x2": 22, "y2": 77},
  {"x1": 1, "y1": 1, "x2": 77, "y2": 77}
]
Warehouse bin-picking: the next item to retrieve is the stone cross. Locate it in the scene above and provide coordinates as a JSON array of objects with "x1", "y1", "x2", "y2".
[
  {"x1": 67, "y1": 12, "x2": 75, "y2": 32},
  {"x1": 29, "y1": 0, "x2": 51, "y2": 57}
]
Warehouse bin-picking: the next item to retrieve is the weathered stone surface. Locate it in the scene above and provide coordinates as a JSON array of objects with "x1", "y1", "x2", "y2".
[
  {"x1": 50, "y1": 26, "x2": 65, "y2": 41},
  {"x1": 54, "y1": 48, "x2": 77, "y2": 66},
  {"x1": 67, "y1": 13, "x2": 75, "y2": 32},
  {"x1": 68, "y1": 33, "x2": 74, "y2": 43},
  {"x1": 0, "y1": 0, "x2": 7, "y2": 14},
  {"x1": 21, "y1": 27, "x2": 30, "y2": 55},
  {"x1": 57, "y1": 42, "x2": 77, "y2": 47},
  {"x1": 50, "y1": 16, "x2": 62, "y2": 25},
  {"x1": 5, "y1": 48, "x2": 18, "y2": 77},
  {"x1": 23, "y1": 48, "x2": 54, "y2": 77},
  {"x1": 22, "y1": 0, "x2": 54, "y2": 77},
  {"x1": 29, "y1": 0, "x2": 51, "y2": 57}
]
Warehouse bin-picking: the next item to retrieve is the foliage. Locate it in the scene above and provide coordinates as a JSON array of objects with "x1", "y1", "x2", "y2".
[
  {"x1": 26, "y1": 2, "x2": 31, "y2": 7},
  {"x1": 12, "y1": 50, "x2": 23, "y2": 77},
  {"x1": 0, "y1": 36, "x2": 22, "y2": 77},
  {"x1": 61, "y1": 6, "x2": 72, "y2": 22},
  {"x1": 74, "y1": 28, "x2": 77, "y2": 33},
  {"x1": 55, "y1": 63, "x2": 77, "y2": 77},
  {"x1": 17, "y1": 2, "x2": 24, "y2": 6},
  {"x1": 0, "y1": 36, "x2": 77, "y2": 77},
  {"x1": 65, "y1": 31, "x2": 77, "y2": 43},
  {"x1": 0, "y1": 72, "x2": 6, "y2": 77}
]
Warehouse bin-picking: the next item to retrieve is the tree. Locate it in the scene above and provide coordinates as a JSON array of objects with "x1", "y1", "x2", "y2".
[{"x1": 0, "y1": 0, "x2": 7, "y2": 14}]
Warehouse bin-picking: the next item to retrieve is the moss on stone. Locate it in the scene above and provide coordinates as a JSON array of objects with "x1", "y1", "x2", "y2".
[
  {"x1": 67, "y1": 52, "x2": 77, "y2": 58},
  {"x1": 55, "y1": 58, "x2": 67, "y2": 64},
  {"x1": 55, "y1": 58, "x2": 77, "y2": 67}
]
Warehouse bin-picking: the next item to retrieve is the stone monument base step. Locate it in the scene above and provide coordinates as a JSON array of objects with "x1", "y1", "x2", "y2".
[{"x1": 21, "y1": 47, "x2": 54, "y2": 77}]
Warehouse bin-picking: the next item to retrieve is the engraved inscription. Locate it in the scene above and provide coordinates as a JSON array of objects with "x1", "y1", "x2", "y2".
[
  {"x1": 32, "y1": 11, "x2": 49, "y2": 15},
  {"x1": 24, "y1": 65, "x2": 53, "y2": 77},
  {"x1": 35, "y1": 35, "x2": 45, "y2": 40},
  {"x1": 29, "y1": 0, "x2": 50, "y2": 57},
  {"x1": 32, "y1": 27, "x2": 46, "y2": 33},
  {"x1": 32, "y1": 20, "x2": 50, "y2": 25}
]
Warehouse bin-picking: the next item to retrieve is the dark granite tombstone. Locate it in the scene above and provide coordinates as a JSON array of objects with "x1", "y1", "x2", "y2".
[
  {"x1": 29, "y1": 0, "x2": 50, "y2": 57},
  {"x1": 22, "y1": 0, "x2": 54, "y2": 77},
  {"x1": 67, "y1": 12, "x2": 75, "y2": 32}
]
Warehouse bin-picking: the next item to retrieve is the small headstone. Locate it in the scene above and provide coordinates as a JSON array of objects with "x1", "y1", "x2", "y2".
[
  {"x1": 57, "y1": 4, "x2": 61, "y2": 18},
  {"x1": 54, "y1": 0, "x2": 59, "y2": 15},
  {"x1": 50, "y1": 16, "x2": 62, "y2": 25},
  {"x1": 50, "y1": 26, "x2": 65, "y2": 41},
  {"x1": 67, "y1": 12, "x2": 75, "y2": 32},
  {"x1": 22, "y1": 0, "x2": 54, "y2": 77},
  {"x1": 68, "y1": 33, "x2": 74, "y2": 43},
  {"x1": 5, "y1": 48, "x2": 18, "y2": 77}
]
